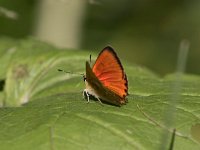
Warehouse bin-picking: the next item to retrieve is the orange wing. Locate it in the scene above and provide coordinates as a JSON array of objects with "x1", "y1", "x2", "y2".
[{"x1": 92, "y1": 46, "x2": 128, "y2": 98}]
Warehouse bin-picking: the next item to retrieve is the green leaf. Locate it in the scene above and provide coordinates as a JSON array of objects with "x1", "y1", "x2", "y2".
[
  {"x1": 3, "y1": 38, "x2": 87, "y2": 106},
  {"x1": 0, "y1": 38, "x2": 200, "y2": 150},
  {"x1": 0, "y1": 37, "x2": 18, "y2": 79}
]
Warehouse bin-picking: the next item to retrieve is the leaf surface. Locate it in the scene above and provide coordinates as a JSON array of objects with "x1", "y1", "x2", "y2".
[{"x1": 0, "y1": 38, "x2": 199, "y2": 150}]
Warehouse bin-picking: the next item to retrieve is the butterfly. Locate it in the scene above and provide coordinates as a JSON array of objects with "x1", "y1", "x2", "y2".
[{"x1": 83, "y1": 46, "x2": 128, "y2": 106}]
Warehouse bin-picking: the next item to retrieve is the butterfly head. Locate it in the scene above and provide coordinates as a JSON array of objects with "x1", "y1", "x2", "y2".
[{"x1": 83, "y1": 74, "x2": 87, "y2": 82}]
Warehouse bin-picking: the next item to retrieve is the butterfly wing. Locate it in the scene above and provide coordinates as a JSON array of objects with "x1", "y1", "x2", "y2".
[
  {"x1": 86, "y1": 61, "x2": 125, "y2": 106},
  {"x1": 92, "y1": 46, "x2": 128, "y2": 100}
]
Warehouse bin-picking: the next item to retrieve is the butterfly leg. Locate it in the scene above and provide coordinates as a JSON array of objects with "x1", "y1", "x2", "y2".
[
  {"x1": 86, "y1": 92, "x2": 90, "y2": 103},
  {"x1": 83, "y1": 89, "x2": 90, "y2": 103},
  {"x1": 83, "y1": 89, "x2": 103, "y2": 105},
  {"x1": 82, "y1": 90, "x2": 85, "y2": 99},
  {"x1": 96, "y1": 97, "x2": 103, "y2": 106}
]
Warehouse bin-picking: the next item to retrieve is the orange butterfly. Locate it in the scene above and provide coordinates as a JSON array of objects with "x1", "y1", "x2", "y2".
[{"x1": 83, "y1": 46, "x2": 128, "y2": 106}]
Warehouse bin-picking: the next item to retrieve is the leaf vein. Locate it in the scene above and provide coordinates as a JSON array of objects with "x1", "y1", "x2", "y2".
[{"x1": 76, "y1": 113, "x2": 145, "y2": 150}]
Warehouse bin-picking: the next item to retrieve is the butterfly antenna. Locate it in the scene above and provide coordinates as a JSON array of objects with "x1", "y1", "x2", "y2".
[
  {"x1": 89, "y1": 54, "x2": 92, "y2": 64},
  {"x1": 58, "y1": 69, "x2": 69, "y2": 74},
  {"x1": 58, "y1": 69, "x2": 84, "y2": 76}
]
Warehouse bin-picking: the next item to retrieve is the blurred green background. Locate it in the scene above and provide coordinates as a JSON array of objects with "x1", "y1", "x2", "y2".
[{"x1": 0, "y1": 0, "x2": 199, "y2": 75}]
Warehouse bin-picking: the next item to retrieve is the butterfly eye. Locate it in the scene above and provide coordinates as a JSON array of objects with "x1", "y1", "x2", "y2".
[{"x1": 83, "y1": 75, "x2": 86, "y2": 82}]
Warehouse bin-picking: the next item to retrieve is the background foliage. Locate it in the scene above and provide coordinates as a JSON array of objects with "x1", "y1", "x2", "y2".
[{"x1": 0, "y1": 0, "x2": 200, "y2": 74}]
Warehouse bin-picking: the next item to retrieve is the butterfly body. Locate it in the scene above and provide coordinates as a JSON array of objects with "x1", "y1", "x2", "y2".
[{"x1": 84, "y1": 46, "x2": 128, "y2": 106}]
